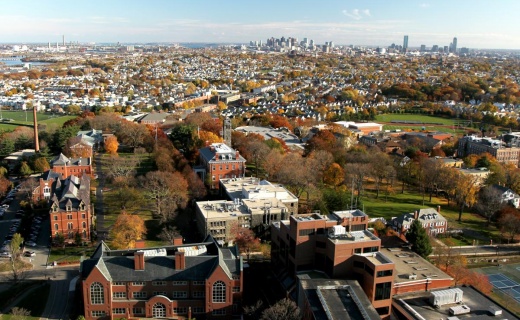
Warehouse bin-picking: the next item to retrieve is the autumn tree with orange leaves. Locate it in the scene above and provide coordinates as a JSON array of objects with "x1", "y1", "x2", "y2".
[
  {"x1": 110, "y1": 212, "x2": 147, "y2": 249},
  {"x1": 323, "y1": 163, "x2": 345, "y2": 188},
  {"x1": 105, "y1": 135, "x2": 119, "y2": 155}
]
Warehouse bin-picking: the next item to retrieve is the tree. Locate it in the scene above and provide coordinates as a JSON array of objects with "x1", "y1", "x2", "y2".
[
  {"x1": 232, "y1": 225, "x2": 261, "y2": 260},
  {"x1": 0, "y1": 176, "x2": 11, "y2": 197},
  {"x1": 217, "y1": 101, "x2": 227, "y2": 111},
  {"x1": 323, "y1": 163, "x2": 344, "y2": 188},
  {"x1": 9, "y1": 233, "x2": 24, "y2": 283},
  {"x1": 105, "y1": 135, "x2": 119, "y2": 155},
  {"x1": 140, "y1": 171, "x2": 189, "y2": 223},
  {"x1": 453, "y1": 173, "x2": 479, "y2": 221},
  {"x1": 406, "y1": 219, "x2": 432, "y2": 258},
  {"x1": 105, "y1": 155, "x2": 138, "y2": 181},
  {"x1": 113, "y1": 186, "x2": 145, "y2": 212},
  {"x1": 18, "y1": 161, "x2": 32, "y2": 177},
  {"x1": 475, "y1": 186, "x2": 505, "y2": 222},
  {"x1": 33, "y1": 157, "x2": 50, "y2": 173},
  {"x1": 10, "y1": 307, "x2": 31, "y2": 320},
  {"x1": 260, "y1": 298, "x2": 301, "y2": 320},
  {"x1": 110, "y1": 212, "x2": 147, "y2": 249},
  {"x1": 497, "y1": 209, "x2": 520, "y2": 243}
]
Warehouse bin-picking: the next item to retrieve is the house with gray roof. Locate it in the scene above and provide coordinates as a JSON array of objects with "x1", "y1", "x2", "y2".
[
  {"x1": 80, "y1": 235, "x2": 243, "y2": 320},
  {"x1": 391, "y1": 207, "x2": 447, "y2": 236}
]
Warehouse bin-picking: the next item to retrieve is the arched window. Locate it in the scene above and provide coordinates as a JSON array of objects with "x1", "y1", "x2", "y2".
[
  {"x1": 82, "y1": 221, "x2": 87, "y2": 228},
  {"x1": 90, "y1": 282, "x2": 104, "y2": 304},
  {"x1": 152, "y1": 302, "x2": 166, "y2": 318},
  {"x1": 212, "y1": 281, "x2": 226, "y2": 303},
  {"x1": 54, "y1": 224, "x2": 59, "y2": 230}
]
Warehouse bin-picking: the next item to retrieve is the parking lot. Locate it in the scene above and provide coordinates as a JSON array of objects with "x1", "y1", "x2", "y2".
[{"x1": 0, "y1": 183, "x2": 50, "y2": 268}]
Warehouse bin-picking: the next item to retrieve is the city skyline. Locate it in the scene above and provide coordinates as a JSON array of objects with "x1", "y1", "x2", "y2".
[{"x1": 1, "y1": 0, "x2": 520, "y2": 49}]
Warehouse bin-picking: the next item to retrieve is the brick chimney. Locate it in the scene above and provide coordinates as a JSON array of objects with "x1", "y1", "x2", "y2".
[
  {"x1": 173, "y1": 236, "x2": 183, "y2": 246},
  {"x1": 175, "y1": 251, "x2": 185, "y2": 270},
  {"x1": 235, "y1": 151, "x2": 240, "y2": 159},
  {"x1": 33, "y1": 107, "x2": 40, "y2": 153},
  {"x1": 134, "y1": 251, "x2": 145, "y2": 271},
  {"x1": 437, "y1": 206, "x2": 441, "y2": 213},
  {"x1": 414, "y1": 210, "x2": 418, "y2": 220}
]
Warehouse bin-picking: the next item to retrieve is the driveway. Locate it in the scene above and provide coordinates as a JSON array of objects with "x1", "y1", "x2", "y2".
[{"x1": 94, "y1": 153, "x2": 107, "y2": 240}]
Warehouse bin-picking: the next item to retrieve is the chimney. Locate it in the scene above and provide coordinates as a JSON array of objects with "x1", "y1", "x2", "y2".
[
  {"x1": 134, "y1": 240, "x2": 146, "y2": 249},
  {"x1": 437, "y1": 206, "x2": 441, "y2": 213},
  {"x1": 235, "y1": 151, "x2": 240, "y2": 159},
  {"x1": 134, "y1": 251, "x2": 145, "y2": 270},
  {"x1": 175, "y1": 251, "x2": 185, "y2": 270},
  {"x1": 173, "y1": 236, "x2": 183, "y2": 246},
  {"x1": 414, "y1": 210, "x2": 418, "y2": 220},
  {"x1": 33, "y1": 107, "x2": 40, "y2": 153}
]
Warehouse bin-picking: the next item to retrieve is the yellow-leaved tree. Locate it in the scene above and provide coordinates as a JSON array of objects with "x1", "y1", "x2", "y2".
[
  {"x1": 199, "y1": 130, "x2": 223, "y2": 145},
  {"x1": 105, "y1": 135, "x2": 119, "y2": 155},
  {"x1": 110, "y1": 212, "x2": 146, "y2": 249}
]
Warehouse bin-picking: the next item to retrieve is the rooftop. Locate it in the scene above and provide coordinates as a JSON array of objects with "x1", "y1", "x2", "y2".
[
  {"x1": 394, "y1": 286, "x2": 519, "y2": 320},
  {"x1": 382, "y1": 247, "x2": 452, "y2": 284}
]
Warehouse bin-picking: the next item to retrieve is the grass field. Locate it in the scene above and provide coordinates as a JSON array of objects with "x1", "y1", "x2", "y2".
[
  {"x1": 0, "y1": 111, "x2": 76, "y2": 132},
  {"x1": 48, "y1": 246, "x2": 95, "y2": 264},
  {"x1": 375, "y1": 114, "x2": 459, "y2": 125},
  {"x1": 382, "y1": 125, "x2": 464, "y2": 134}
]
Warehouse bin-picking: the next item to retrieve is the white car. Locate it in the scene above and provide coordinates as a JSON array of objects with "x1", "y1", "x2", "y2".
[{"x1": 0, "y1": 252, "x2": 11, "y2": 258}]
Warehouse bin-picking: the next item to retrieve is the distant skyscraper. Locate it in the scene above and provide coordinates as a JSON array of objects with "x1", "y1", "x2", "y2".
[
  {"x1": 452, "y1": 37, "x2": 458, "y2": 53},
  {"x1": 403, "y1": 35, "x2": 409, "y2": 52},
  {"x1": 420, "y1": 44, "x2": 426, "y2": 52}
]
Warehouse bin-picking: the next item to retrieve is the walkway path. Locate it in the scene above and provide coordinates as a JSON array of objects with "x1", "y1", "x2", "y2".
[{"x1": 94, "y1": 153, "x2": 107, "y2": 241}]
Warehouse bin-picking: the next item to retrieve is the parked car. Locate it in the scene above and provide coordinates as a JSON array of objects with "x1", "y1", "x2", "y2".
[
  {"x1": 23, "y1": 251, "x2": 35, "y2": 257},
  {"x1": 0, "y1": 252, "x2": 11, "y2": 258}
]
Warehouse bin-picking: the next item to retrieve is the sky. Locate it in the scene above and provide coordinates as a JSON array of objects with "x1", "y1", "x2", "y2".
[{"x1": 1, "y1": 0, "x2": 519, "y2": 49}]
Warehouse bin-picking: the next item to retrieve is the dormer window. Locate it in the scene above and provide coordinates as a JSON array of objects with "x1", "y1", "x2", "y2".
[{"x1": 66, "y1": 205, "x2": 72, "y2": 211}]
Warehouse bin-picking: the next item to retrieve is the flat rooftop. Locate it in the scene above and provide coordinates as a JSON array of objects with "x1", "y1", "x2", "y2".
[
  {"x1": 235, "y1": 125, "x2": 302, "y2": 146},
  {"x1": 220, "y1": 177, "x2": 298, "y2": 202},
  {"x1": 383, "y1": 248, "x2": 452, "y2": 284},
  {"x1": 358, "y1": 252, "x2": 394, "y2": 265},
  {"x1": 394, "y1": 286, "x2": 519, "y2": 320},
  {"x1": 329, "y1": 230, "x2": 380, "y2": 244},
  {"x1": 297, "y1": 274, "x2": 381, "y2": 320},
  {"x1": 196, "y1": 200, "x2": 249, "y2": 220}
]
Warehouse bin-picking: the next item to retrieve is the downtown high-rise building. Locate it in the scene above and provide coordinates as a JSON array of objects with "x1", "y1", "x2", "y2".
[
  {"x1": 452, "y1": 37, "x2": 457, "y2": 53},
  {"x1": 403, "y1": 35, "x2": 409, "y2": 52}
]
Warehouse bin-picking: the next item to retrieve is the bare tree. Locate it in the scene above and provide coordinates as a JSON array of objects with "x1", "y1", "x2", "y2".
[
  {"x1": 476, "y1": 186, "x2": 506, "y2": 222},
  {"x1": 10, "y1": 307, "x2": 30, "y2": 320},
  {"x1": 260, "y1": 298, "x2": 301, "y2": 320},
  {"x1": 104, "y1": 155, "x2": 139, "y2": 181}
]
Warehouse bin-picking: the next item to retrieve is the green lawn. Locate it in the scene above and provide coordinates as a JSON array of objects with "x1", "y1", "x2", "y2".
[
  {"x1": 361, "y1": 188, "x2": 502, "y2": 242},
  {"x1": 375, "y1": 113, "x2": 458, "y2": 125},
  {"x1": 382, "y1": 125, "x2": 464, "y2": 134},
  {"x1": 48, "y1": 246, "x2": 95, "y2": 264},
  {"x1": 0, "y1": 111, "x2": 76, "y2": 132}
]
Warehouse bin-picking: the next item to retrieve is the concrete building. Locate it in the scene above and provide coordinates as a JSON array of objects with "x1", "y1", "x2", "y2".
[
  {"x1": 457, "y1": 135, "x2": 520, "y2": 166},
  {"x1": 197, "y1": 143, "x2": 246, "y2": 190},
  {"x1": 80, "y1": 236, "x2": 243, "y2": 320}
]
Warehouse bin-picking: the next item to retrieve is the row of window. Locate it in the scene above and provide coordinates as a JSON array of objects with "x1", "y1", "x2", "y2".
[
  {"x1": 53, "y1": 213, "x2": 87, "y2": 220},
  {"x1": 91, "y1": 281, "x2": 228, "y2": 305},
  {"x1": 211, "y1": 164, "x2": 242, "y2": 171},
  {"x1": 112, "y1": 280, "x2": 204, "y2": 286},
  {"x1": 92, "y1": 306, "x2": 206, "y2": 318},
  {"x1": 54, "y1": 222, "x2": 88, "y2": 230}
]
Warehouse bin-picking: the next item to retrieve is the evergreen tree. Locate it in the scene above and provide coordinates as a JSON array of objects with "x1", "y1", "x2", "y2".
[{"x1": 406, "y1": 219, "x2": 432, "y2": 258}]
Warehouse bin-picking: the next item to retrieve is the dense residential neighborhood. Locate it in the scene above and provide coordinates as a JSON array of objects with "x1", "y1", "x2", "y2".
[{"x1": 0, "y1": 39, "x2": 520, "y2": 320}]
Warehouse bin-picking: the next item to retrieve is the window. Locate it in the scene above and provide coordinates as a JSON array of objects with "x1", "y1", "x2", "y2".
[
  {"x1": 132, "y1": 291, "x2": 147, "y2": 299},
  {"x1": 172, "y1": 291, "x2": 187, "y2": 298},
  {"x1": 90, "y1": 282, "x2": 104, "y2": 304},
  {"x1": 67, "y1": 214, "x2": 73, "y2": 220},
  {"x1": 153, "y1": 291, "x2": 167, "y2": 297},
  {"x1": 54, "y1": 224, "x2": 59, "y2": 231},
  {"x1": 193, "y1": 280, "x2": 205, "y2": 285},
  {"x1": 212, "y1": 309, "x2": 226, "y2": 315},
  {"x1": 172, "y1": 281, "x2": 187, "y2": 285},
  {"x1": 377, "y1": 270, "x2": 393, "y2": 277},
  {"x1": 374, "y1": 282, "x2": 392, "y2": 301},
  {"x1": 113, "y1": 281, "x2": 125, "y2": 286},
  {"x1": 173, "y1": 307, "x2": 187, "y2": 314},
  {"x1": 53, "y1": 215, "x2": 58, "y2": 221},
  {"x1": 212, "y1": 281, "x2": 226, "y2": 303},
  {"x1": 364, "y1": 264, "x2": 374, "y2": 275},
  {"x1": 298, "y1": 229, "x2": 314, "y2": 236},
  {"x1": 192, "y1": 291, "x2": 205, "y2": 298},
  {"x1": 91, "y1": 311, "x2": 106, "y2": 317},
  {"x1": 67, "y1": 222, "x2": 73, "y2": 230},
  {"x1": 354, "y1": 248, "x2": 362, "y2": 254},
  {"x1": 113, "y1": 291, "x2": 126, "y2": 299},
  {"x1": 232, "y1": 286, "x2": 240, "y2": 293},
  {"x1": 132, "y1": 281, "x2": 145, "y2": 286},
  {"x1": 82, "y1": 222, "x2": 87, "y2": 228},
  {"x1": 193, "y1": 307, "x2": 204, "y2": 314},
  {"x1": 152, "y1": 302, "x2": 166, "y2": 318},
  {"x1": 113, "y1": 308, "x2": 125, "y2": 314},
  {"x1": 152, "y1": 281, "x2": 167, "y2": 286},
  {"x1": 132, "y1": 307, "x2": 144, "y2": 315}
]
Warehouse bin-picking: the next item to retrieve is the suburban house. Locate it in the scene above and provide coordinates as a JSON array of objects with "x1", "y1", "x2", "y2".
[
  {"x1": 49, "y1": 174, "x2": 93, "y2": 243},
  {"x1": 271, "y1": 210, "x2": 453, "y2": 319},
  {"x1": 196, "y1": 143, "x2": 246, "y2": 190},
  {"x1": 80, "y1": 236, "x2": 243, "y2": 320},
  {"x1": 51, "y1": 153, "x2": 93, "y2": 178},
  {"x1": 490, "y1": 184, "x2": 520, "y2": 208},
  {"x1": 391, "y1": 207, "x2": 448, "y2": 236}
]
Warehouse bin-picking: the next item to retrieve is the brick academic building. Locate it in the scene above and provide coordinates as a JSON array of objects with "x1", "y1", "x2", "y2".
[{"x1": 271, "y1": 210, "x2": 453, "y2": 319}]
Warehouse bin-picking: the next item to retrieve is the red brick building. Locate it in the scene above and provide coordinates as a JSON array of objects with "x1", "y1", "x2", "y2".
[
  {"x1": 271, "y1": 210, "x2": 453, "y2": 319},
  {"x1": 51, "y1": 153, "x2": 93, "y2": 178},
  {"x1": 49, "y1": 174, "x2": 93, "y2": 243},
  {"x1": 80, "y1": 236, "x2": 243, "y2": 320},
  {"x1": 32, "y1": 170, "x2": 62, "y2": 203},
  {"x1": 197, "y1": 143, "x2": 246, "y2": 190}
]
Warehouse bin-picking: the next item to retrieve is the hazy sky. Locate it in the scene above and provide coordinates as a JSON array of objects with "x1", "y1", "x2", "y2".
[{"x1": 1, "y1": 0, "x2": 519, "y2": 49}]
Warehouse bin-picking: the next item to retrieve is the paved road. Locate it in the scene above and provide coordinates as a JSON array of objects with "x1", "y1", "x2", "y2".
[{"x1": 40, "y1": 268, "x2": 78, "y2": 320}]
